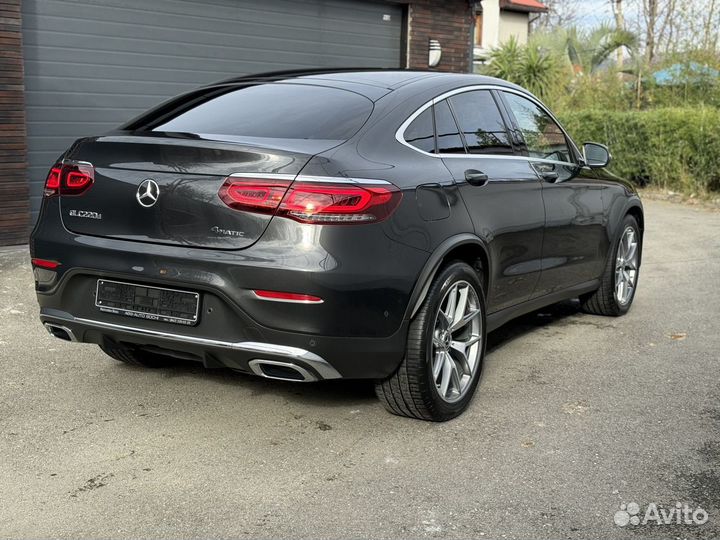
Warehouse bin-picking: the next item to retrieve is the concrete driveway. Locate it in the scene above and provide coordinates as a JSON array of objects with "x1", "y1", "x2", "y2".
[{"x1": 1, "y1": 199, "x2": 718, "y2": 539}]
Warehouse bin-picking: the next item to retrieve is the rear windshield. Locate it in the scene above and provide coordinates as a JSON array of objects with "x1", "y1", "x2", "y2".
[{"x1": 142, "y1": 83, "x2": 373, "y2": 141}]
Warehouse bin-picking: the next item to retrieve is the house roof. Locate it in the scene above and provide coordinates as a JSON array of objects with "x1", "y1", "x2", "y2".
[{"x1": 499, "y1": 0, "x2": 548, "y2": 13}]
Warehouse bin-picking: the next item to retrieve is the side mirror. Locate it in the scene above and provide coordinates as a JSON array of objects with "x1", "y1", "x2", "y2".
[{"x1": 583, "y1": 142, "x2": 611, "y2": 168}]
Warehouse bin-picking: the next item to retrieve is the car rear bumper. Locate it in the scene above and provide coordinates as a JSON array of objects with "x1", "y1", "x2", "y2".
[
  {"x1": 41, "y1": 309, "x2": 344, "y2": 381},
  {"x1": 31, "y1": 198, "x2": 426, "y2": 379}
]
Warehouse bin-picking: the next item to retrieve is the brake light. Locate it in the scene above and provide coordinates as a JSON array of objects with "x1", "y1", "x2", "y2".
[
  {"x1": 43, "y1": 165, "x2": 62, "y2": 196},
  {"x1": 60, "y1": 162, "x2": 94, "y2": 196},
  {"x1": 278, "y1": 183, "x2": 401, "y2": 223},
  {"x1": 253, "y1": 290, "x2": 323, "y2": 304},
  {"x1": 218, "y1": 178, "x2": 291, "y2": 214},
  {"x1": 218, "y1": 177, "x2": 402, "y2": 224},
  {"x1": 42, "y1": 161, "x2": 95, "y2": 197},
  {"x1": 31, "y1": 258, "x2": 61, "y2": 269}
]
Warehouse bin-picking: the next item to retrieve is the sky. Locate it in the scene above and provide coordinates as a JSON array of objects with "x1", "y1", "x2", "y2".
[{"x1": 572, "y1": 0, "x2": 615, "y2": 28}]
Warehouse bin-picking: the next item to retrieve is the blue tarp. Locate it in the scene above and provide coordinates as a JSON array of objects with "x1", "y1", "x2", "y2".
[{"x1": 653, "y1": 62, "x2": 719, "y2": 85}]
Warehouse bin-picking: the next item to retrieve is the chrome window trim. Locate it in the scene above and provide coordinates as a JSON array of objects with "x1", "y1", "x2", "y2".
[{"x1": 395, "y1": 84, "x2": 581, "y2": 167}]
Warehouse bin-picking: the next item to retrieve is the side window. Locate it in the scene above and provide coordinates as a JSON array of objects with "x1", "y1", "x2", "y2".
[
  {"x1": 434, "y1": 100, "x2": 465, "y2": 154},
  {"x1": 404, "y1": 108, "x2": 435, "y2": 153},
  {"x1": 448, "y1": 90, "x2": 513, "y2": 155},
  {"x1": 503, "y1": 92, "x2": 571, "y2": 162}
]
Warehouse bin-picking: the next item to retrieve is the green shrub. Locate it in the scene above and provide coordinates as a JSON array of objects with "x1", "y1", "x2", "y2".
[{"x1": 559, "y1": 108, "x2": 720, "y2": 194}]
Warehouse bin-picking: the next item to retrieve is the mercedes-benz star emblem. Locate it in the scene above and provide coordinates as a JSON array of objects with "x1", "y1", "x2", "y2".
[{"x1": 136, "y1": 179, "x2": 160, "y2": 208}]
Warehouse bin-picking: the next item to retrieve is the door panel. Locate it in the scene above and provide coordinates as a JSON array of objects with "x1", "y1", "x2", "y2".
[
  {"x1": 531, "y1": 161, "x2": 608, "y2": 296},
  {"x1": 500, "y1": 90, "x2": 608, "y2": 295},
  {"x1": 443, "y1": 157, "x2": 545, "y2": 312},
  {"x1": 434, "y1": 90, "x2": 545, "y2": 312}
]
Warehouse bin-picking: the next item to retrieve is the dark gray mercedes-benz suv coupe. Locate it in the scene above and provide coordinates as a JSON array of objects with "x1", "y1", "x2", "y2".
[{"x1": 31, "y1": 69, "x2": 643, "y2": 421}]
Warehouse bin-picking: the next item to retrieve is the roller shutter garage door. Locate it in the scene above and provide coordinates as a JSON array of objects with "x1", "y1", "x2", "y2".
[{"x1": 21, "y1": 0, "x2": 404, "y2": 221}]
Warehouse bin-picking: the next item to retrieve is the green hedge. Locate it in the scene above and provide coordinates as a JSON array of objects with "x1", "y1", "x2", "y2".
[{"x1": 558, "y1": 108, "x2": 720, "y2": 194}]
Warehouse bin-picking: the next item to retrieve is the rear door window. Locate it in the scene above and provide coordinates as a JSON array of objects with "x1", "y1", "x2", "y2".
[
  {"x1": 144, "y1": 83, "x2": 374, "y2": 141},
  {"x1": 434, "y1": 100, "x2": 466, "y2": 154},
  {"x1": 448, "y1": 90, "x2": 513, "y2": 155}
]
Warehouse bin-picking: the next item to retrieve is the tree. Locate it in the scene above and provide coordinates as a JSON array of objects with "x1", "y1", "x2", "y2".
[
  {"x1": 482, "y1": 37, "x2": 559, "y2": 99},
  {"x1": 610, "y1": 0, "x2": 626, "y2": 69},
  {"x1": 644, "y1": 0, "x2": 659, "y2": 63},
  {"x1": 532, "y1": 24, "x2": 638, "y2": 75},
  {"x1": 535, "y1": 0, "x2": 583, "y2": 29}
]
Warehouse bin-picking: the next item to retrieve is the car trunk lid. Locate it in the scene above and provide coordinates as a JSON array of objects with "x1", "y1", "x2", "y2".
[{"x1": 58, "y1": 134, "x2": 331, "y2": 250}]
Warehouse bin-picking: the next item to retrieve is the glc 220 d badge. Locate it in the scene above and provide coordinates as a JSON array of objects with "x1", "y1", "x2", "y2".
[{"x1": 68, "y1": 209, "x2": 102, "y2": 220}]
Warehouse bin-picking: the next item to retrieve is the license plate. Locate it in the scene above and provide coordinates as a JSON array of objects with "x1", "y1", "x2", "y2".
[{"x1": 95, "y1": 279, "x2": 199, "y2": 326}]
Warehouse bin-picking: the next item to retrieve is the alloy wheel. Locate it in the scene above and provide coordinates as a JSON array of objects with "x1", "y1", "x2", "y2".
[
  {"x1": 615, "y1": 226, "x2": 639, "y2": 305},
  {"x1": 431, "y1": 280, "x2": 483, "y2": 403}
]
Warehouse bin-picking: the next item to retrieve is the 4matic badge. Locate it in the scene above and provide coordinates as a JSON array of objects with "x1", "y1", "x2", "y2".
[
  {"x1": 211, "y1": 225, "x2": 245, "y2": 237},
  {"x1": 68, "y1": 209, "x2": 102, "y2": 220}
]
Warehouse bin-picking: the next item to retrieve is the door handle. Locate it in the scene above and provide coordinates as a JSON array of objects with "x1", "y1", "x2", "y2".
[
  {"x1": 539, "y1": 171, "x2": 559, "y2": 182},
  {"x1": 464, "y1": 169, "x2": 489, "y2": 186}
]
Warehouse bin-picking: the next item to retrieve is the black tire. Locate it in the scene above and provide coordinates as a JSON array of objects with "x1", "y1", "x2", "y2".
[
  {"x1": 99, "y1": 342, "x2": 175, "y2": 368},
  {"x1": 580, "y1": 214, "x2": 641, "y2": 316},
  {"x1": 375, "y1": 261, "x2": 487, "y2": 421}
]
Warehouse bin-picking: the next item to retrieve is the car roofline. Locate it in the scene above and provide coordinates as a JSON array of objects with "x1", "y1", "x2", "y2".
[{"x1": 210, "y1": 67, "x2": 427, "y2": 86}]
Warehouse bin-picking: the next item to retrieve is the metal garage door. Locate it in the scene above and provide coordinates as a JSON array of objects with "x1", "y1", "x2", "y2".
[{"x1": 21, "y1": 0, "x2": 403, "y2": 221}]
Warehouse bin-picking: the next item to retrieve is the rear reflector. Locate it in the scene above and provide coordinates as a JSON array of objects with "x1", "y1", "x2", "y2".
[
  {"x1": 253, "y1": 290, "x2": 324, "y2": 304},
  {"x1": 31, "y1": 258, "x2": 61, "y2": 269},
  {"x1": 218, "y1": 177, "x2": 401, "y2": 224},
  {"x1": 43, "y1": 161, "x2": 95, "y2": 197}
]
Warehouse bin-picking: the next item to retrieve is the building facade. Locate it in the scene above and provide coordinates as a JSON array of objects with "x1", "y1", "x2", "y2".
[{"x1": 474, "y1": 0, "x2": 547, "y2": 61}]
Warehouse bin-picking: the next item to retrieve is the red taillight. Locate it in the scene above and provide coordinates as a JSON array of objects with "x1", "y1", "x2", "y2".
[
  {"x1": 278, "y1": 183, "x2": 400, "y2": 224},
  {"x1": 253, "y1": 290, "x2": 323, "y2": 304},
  {"x1": 43, "y1": 165, "x2": 62, "y2": 196},
  {"x1": 218, "y1": 178, "x2": 291, "y2": 214},
  {"x1": 60, "y1": 162, "x2": 94, "y2": 195},
  {"x1": 218, "y1": 177, "x2": 402, "y2": 224},
  {"x1": 31, "y1": 258, "x2": 61, "y2": 269},
  {"x1": 43, "y1": 161, "x2": 95, "y2": 197}
]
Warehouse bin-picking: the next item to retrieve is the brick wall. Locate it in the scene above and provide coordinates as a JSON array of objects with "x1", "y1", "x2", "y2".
[
  {"x1": 0, "y1": 0, "x2": 29, "y2": 245},
  {"x1": 406, "y1": 0, "x2": 473, "y2": 73}
]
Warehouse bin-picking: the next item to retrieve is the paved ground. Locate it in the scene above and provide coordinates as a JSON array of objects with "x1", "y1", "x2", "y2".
[{"x1": 1, "y1": 199, "x2": 718, "y2": 539}]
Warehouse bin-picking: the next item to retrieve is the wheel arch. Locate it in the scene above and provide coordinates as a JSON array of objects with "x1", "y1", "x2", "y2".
[
  {"x1": 405, "y1": 234, "x2": 490, "y2": 320},
  {"x1": 626, "y1": 203, "x2": 644, "y2": 234}
]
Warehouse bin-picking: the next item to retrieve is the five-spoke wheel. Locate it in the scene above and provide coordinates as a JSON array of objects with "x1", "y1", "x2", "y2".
[
  {"x1": 615, "y1": 226, "x2": 639, "y2": 305},
  {"x1": 375, "y1": 261, "x2": 487, "y2": 421},
  {"x1": 431, "y1": 281, "x2": 483, "y2": 403}
]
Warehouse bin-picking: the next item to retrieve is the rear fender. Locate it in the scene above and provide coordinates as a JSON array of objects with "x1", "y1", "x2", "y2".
[{"x1": 405, "y1": 234, "x2": 490, "y2": 320}]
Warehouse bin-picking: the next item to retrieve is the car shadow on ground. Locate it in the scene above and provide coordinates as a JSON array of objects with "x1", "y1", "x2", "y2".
[{"x1": 142, "y1": 299, "x2": 586, "y2": 406}]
